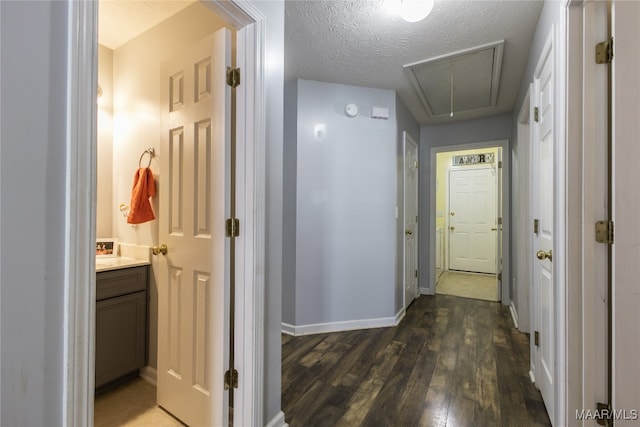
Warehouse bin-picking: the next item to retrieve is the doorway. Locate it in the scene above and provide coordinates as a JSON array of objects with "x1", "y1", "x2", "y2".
[
  {"x1": 95, "y1": 3, "x2": 232, "y2": 425},
  {"x1": 86, "y1": 2, "x2": 270, "y2": 426},
  {"x1": 432, "y1": 145, "x2": 504, "y2": 302}
]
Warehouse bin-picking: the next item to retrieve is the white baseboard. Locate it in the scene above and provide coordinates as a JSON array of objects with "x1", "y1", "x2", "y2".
[
  {"x1": 281, "y1": 309, "x2": 405, "y2": 336},
  {"x1": 281, "y1": 323, "x2": 295, "y2": 336},
  {"x1": 529, "y1": 369, "x2": 536, "y2": 384},
  {"x1": 509, "y1": 301, "x2": 519, "y2": 329},
  {"x1": 419, "y1": 286, "x2": 433, "y2": 295},
  {"x1": 139, "y1": 366, "x2": 157, "y2": 386},
  {"x1": 265, "y1": 410, "x2": 288, "y2": 427}
]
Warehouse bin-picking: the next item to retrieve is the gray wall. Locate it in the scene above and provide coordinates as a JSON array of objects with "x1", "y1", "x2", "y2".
[
  {"x1": 419, "y1": 114, "x2": 512, "y2": 300},
  {"x1": 282, "y1": 79, "x2": 298, "y2": 325},
  {"x1": 285, "y1": 79, "x2": 399, "y2": 327},
  {"x1": 258, "y1": 1, "x2": 285, "y2": 423},
  {"x1": 1, "y1": 1, "x2": 69, "y2": 424},
  {"x1": 395, "y1": 94, "x2": 420, "y2": 312}
]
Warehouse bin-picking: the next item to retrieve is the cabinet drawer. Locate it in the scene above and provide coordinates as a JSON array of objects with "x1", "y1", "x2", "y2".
[{"x1": 96, "y1": 266, "x2": 148, "y2": 301}]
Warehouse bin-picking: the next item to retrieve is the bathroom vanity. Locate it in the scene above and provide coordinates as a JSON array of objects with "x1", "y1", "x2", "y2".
[{"x1": 95, "y1": 260, "x2": 149, "y2": 390}]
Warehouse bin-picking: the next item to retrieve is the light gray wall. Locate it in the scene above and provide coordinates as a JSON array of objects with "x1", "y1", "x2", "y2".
[
  {"x1": 1, "y1": 1, "x2": 69, "y2": 424},
  {"x1": 419, "y1": 114, "x2": 512, "y2": 301},
  {"x1": 395, "y1": 94, "x2": 420, "y2": 312},
  {"x1": 289, "y1": 79, "x2": 398, "y2": 326},
  {"x1": 257, "y1": 1, "x2": 285, "y2": 423},
  {"x1": 282, "y1": 80, "x2": 298, "y2": 325}
]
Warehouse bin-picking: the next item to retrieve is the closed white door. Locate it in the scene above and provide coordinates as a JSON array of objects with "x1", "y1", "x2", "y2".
[
  {"x1": 157, "y1": 29, "x2": 231, "y2": 426},
  {"x1": 448, "y1": 168, "x2": 497, "y2": 274},
  {"x1": 532, "y1": 39, "x2": 555, "y2": 423},
  {"x1": 404, "y1": 132, "x2": 419, "y2": 309}
]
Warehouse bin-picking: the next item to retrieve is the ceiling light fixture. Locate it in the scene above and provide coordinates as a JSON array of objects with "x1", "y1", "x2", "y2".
[{"x1": 399, "y1": 0, "x2": 435, "y2": 23}]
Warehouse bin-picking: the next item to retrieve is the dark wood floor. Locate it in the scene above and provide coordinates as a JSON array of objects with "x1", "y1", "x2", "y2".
[{"x1": 282, "y1": 294, "x2": 551, "y2": 427}]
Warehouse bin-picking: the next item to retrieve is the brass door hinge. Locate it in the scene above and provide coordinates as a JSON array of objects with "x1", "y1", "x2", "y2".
[
  {"x1": 226, "y1": 218, "x2": 240, "y2": 237},
  {"x1": 498, "y1": 160, "x2": 503, "y2": 169},
  {"x1": 534, "y1": 219, "x2": 539, "y2": 235},
  {"x1": 498, "y1": 217, "x2": 503, "y2": 225},
  {"x1": 595, "y1": 38, "x2": 614, "y2": 64},
  {"x1": 498, "y1": 273, "x2": 502, "y2": 281},
  {"x1": 226, "y1": 67, "x2": 240, "y2": 88},
  {"x1": 595, "y1": 221, "x2": 614, "y2": 244},
  {"x1": 534, "y1": 107, "x2": 539, "y2": 122},
  {"x1": 224, "y1": 369, "x2": 238, "y2": 390},
  {"x1": 415, "y1": 270, "x2": 418, "y2": 278},
  {"x1": 534, "y1": 331, "x2": 539, "y2": 346}
]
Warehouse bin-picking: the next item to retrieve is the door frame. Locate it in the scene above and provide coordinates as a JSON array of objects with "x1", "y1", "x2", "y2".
[
  {"x1": 62, "y1": 1, "x2": 267, "y2": 426},
  {"x1": 403, "y1": 131, "x2": 419, "y2": 310},
  {"x1": 428, "y1": 139, "x2": 510, "y2": 304}
]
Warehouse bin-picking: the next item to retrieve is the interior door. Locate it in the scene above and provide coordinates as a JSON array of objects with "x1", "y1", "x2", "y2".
[
  {"x1": 532, "y1": 40, "x2": 555, "y2": 423},
  {"x1": 448, "y1": 168, "x2": 497, "y2": 274},
  {"x1": 404, "y1": 132, "x2": 419, "y2": 309},
  {"x1": 157, "y1": 29, "x2": 231, "y2": 426}
]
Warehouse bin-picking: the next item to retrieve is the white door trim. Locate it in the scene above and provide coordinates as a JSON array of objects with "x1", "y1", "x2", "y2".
[
  {"x1": 428, "y1": 140, "x2": 510, "y2": 304},
  {"x1": 62, "y1": 1, "x2": 267, "y2": 425}
]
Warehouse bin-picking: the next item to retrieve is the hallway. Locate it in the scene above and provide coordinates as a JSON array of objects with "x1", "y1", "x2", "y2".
[{"x1": 282, "y1": 295, "x2": 551, "y2": 426}]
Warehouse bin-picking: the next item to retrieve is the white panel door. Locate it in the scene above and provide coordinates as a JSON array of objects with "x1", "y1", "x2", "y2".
[
  {"x1": 404, "y1": 133, "x2": 419, "y2": 309},
  {"x1": 448, "y1": 168, "x2": 497, "y2": 274},
  {"x1": 532, "y1": 41, "x2": 554, "y2": 423},
  {"x1": 157, "y1": 29, "x2": 230, "y2": 426}
]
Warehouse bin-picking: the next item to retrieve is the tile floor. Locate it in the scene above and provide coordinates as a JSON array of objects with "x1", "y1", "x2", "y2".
[
  {"x1": 436, "y1": 270, "x2": 499, "y2": 301},
  {"x1": 94, "y1": 377, "x2": 184, "y2": 427}
]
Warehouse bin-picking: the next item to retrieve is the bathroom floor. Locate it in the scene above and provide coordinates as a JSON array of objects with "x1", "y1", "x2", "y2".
[
  {"x1": 94, "y1": 377, "x2": 184, "y2": 427},
  {"x1": 436, "y1": 271, "x2": 499, "y2": 301}
]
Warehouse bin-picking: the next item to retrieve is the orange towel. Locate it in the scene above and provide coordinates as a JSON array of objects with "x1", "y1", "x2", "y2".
[{"x1": 127, "y1": 167, "x2": 156, "y2": 224}]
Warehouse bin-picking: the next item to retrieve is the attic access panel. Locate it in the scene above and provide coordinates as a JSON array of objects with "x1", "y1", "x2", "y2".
[{"x1": 404, "y1": 40, "x2": 504, "y2": 117}]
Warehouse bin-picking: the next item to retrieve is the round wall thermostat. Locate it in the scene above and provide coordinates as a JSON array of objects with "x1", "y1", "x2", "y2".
[{"x1": 345, "y1": 103, "x2": 358, "y2": 117}]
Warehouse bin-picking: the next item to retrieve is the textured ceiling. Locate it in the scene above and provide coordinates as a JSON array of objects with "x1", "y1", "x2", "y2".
[
  {"x1": 99, "y1": 0, "x2": 194, "y2": 49},
  {"x1": 99, "y1": 0, "x2": 544, "y2": 125},
  {"x1": 285, "y1": 0, "x2": 544, "y2": 125}
]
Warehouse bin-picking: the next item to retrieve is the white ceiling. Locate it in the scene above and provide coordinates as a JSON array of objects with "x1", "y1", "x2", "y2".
[
  {"x1": 285, "y1": 0, "x2": 543, "y2": 125},
  {"x1": 99, "y1": 0, "x2": 544, "y2": 125},
  {"x1": 98, "y1": 1, "x2": 194, "y2": 50}
]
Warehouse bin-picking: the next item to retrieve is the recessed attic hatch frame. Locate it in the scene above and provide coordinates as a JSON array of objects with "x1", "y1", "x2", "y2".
[{"x1": 404, "y1": 40, "x2": 505, "y2": 118}]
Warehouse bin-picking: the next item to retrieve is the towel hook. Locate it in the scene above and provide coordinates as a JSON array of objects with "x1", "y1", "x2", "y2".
[{"x1": 139, "y1": 148, "x2": 155, "y2": 168}]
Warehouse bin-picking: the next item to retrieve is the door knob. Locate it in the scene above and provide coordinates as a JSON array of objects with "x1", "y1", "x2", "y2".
[
  {"x1": 449, "y1": 226, "x2": 455, "y2": 231},
  {"x1": 491, "y1": 227, "x2": 497, "y2": 231},
  {"x1": 536, "y1": 249, "x2": 552, "y2": 261},
  {"x1": 152, "y1": 244, "x2": 168, "y2": 256},
  {"x1": 406, "y1": 229, "x2": 413, "y2": 235}
]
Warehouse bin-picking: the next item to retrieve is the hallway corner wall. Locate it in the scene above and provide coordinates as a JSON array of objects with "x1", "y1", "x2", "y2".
[{"x1": 284, "y1": 79, "x2": 398, "y2": 330}]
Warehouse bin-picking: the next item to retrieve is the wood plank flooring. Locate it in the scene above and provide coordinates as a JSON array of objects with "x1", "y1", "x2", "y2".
[{"x1": 282, "y1": 294, "x2": 551, "y2": 427}]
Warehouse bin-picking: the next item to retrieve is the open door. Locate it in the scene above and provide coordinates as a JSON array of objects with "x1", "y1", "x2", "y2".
[{"x1": 157, "y1": 28, "x2": 231, "y2": 426}]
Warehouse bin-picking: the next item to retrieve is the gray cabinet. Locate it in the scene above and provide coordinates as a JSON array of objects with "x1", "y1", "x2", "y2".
[{"x1": 95, "y1": 266, "x2": 148, "y2": 389}]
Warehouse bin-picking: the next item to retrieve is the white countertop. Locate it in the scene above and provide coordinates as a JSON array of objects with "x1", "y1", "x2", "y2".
[{"x1": 96, "y1": 256, "x2": 150, "y2": 273}]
